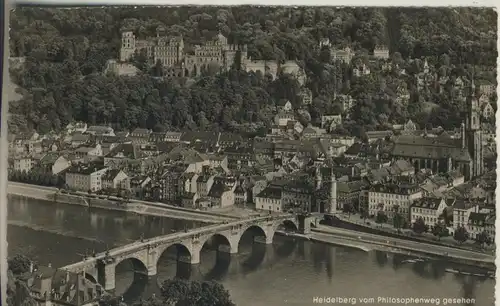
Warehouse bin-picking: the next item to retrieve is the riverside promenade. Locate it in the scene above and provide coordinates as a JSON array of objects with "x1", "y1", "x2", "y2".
[
  {"x1": 7, "y1": 182, "x2": 238, "y2": 223},
  {"x1": 310, "y1": 225, "x2": 495, "y2": 269}
]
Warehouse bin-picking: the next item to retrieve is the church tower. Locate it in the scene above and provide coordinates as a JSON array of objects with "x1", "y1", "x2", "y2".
[
  {"x1": 465, "y1": 77, "x2": 483, "y2": 179},
  {"x1": 328, "y1": 167, "x2": 337, "y2": 214}
]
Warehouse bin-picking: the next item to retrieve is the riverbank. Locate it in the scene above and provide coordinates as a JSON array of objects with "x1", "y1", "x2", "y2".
[
  {"x1": 329, "y1": 214, "x2": 495, "y2": 255},
  {"x1": 275, "y1": 230, "x2": 374, "y2": 252},
  {"x1": 312, "y1": 226, "x2": 495, "y2": 269},
  {"x1": 7, "y1": 182, "x2": 234, "y2": 224},
  {"x1": 7, "y1": 220, "x2": 106, "y2": 244}
]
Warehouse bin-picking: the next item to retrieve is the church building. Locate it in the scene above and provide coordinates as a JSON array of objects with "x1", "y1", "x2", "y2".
[{"x1": 391, "y1": 79, "x2": 483, "y2": 181}]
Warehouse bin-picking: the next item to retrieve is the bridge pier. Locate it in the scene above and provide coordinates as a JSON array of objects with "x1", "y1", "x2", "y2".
[
  {"x1": 101, "y1": 264, "x2": 116, "y2": 291},
  {"x1": 179, "y1": 253, "x2": 200, "y2": 265},
  {"x1": 147, "y1": 263, "x2": 157, "y2": 276},
  {"x1": 254, "y1": 235, "x2": 273, "y2": 245},
  {"x1": 218, "y1": 244, "x2": 238, "y2": 254}
]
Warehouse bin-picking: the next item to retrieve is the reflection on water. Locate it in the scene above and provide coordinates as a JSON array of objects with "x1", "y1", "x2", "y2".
[
  {"x1": 8, "y1": 195, "x2": 207, "y2": 248},
  {"x1": 8, "y1": 196, "x2": 496, "y2": 306}
]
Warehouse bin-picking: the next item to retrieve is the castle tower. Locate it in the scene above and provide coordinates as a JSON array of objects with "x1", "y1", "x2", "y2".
[
  {"x1": 328, "y1": 167, "x2": 337, "y2": 214},
  {"x1": 465, "y1": 75, "x2": 483, "y2": 179},
  {"x1": 120, "y1": 31, "x2": 136, "y2": 62}
]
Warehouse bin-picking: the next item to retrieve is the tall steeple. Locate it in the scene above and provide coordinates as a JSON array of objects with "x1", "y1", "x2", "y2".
[
  {"x1": 328, "y1": 167, "x2": 337, "y2": 214},
  {"x1": 465, "y1": 69, "x2": 483, "y2": 179}
]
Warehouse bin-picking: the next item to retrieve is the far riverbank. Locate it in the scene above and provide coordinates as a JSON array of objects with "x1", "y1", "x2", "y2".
[{"x1": 7, "y1": 182, "x2": 236, "y2": 224}]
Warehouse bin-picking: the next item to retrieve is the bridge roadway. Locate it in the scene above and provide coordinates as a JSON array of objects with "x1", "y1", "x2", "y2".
[
  {"x1": 61, "y1": 214, "x2": 300, "y2": 290},
  {"x1": 313, "y1": 226, "x2": 495, "y2": 266}
]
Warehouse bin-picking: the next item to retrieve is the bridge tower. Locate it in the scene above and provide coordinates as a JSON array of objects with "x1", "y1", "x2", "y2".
[{"x1": 328, "y1": 167, "x2": 337, "y2": 214}]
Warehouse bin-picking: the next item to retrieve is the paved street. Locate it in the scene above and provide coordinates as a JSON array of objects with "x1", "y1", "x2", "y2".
[{"x1": 313, "y1": 225, "x2": 495, "y2": 263}]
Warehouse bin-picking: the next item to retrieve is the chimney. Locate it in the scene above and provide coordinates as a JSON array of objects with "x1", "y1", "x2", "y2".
[{"x1": 29, "y1": 261, "x2": 34, "y2": 273}]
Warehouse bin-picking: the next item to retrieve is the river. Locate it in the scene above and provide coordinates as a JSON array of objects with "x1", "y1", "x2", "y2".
[{"x1": 7, "y1": 196, "x2": 495, "y2": 306}]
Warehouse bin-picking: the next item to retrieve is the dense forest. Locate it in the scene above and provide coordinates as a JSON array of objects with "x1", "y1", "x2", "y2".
[{"x1": 8, "y1": 7, "x2": 498, "y2": 137}]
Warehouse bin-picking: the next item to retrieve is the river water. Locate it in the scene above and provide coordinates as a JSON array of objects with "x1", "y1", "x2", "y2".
[{"x1": 8, "y1": 196, "x2": 495, "y2": 306}]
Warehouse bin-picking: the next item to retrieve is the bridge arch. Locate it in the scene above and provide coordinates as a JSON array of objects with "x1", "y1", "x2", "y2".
[
  {"x1": 115, "y1": 256, "x2": 149, "y2": 275},
  {"x1": 156, "y1": 242, "x2": 193, "y2": 266},
  {"x1": 199, "y1": 232, "x2": 238, "y2": 255},
  {"x1": 275, "y1": 219, "x2": 299, "y2": 232},
  {"x1": 239, "y1": 224, "x2": 271, "y2": 245},
  {"x1": 85, "y1": 272, "x2": 98, "y2": 284}
]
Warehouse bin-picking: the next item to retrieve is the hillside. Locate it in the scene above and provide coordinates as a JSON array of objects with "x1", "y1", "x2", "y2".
[{"x1": 7, "y1": 7, "x2": 498, "y2": 135}]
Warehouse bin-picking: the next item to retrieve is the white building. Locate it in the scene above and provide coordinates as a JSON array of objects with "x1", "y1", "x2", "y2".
[
  {"x1": 101, "y1": 169, "x2": 130, "y2": 191},
  {"x1": 65, "y1": 163, "x2": 108, "y2": 192},
  {"x1": 321, "y1": 115, "x2": 342, "y2": 130},
  {"x1": 373, "y1": 46, "x2": 390, "y2": 60},
  {"x1": 255, "y1": 186, "x2": 283, "y2": 212},
  {"x1": 331, "y1": 47, "x2": 354, "y2": 64},
  {"x1": 465, "y1": 205, "x2": 495, "y2": 240},
  {"x1": 451, "y1": 198, "x2": 477, "y2": 231},
  {"x1": 368, "y1": 182, "x2": 423, "y2": 221},
  {"x1": 410, "y1": 197, "x2": 448, "y2": 228},
  {"x1": 12, "y1": 157, "x2": 35, "y2": 173}
]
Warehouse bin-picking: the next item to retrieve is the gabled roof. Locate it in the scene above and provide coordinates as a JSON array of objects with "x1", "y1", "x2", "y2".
[
  {"x1": 256, "y1": 186, "x2": 282, "y2": 199},
  {"x1": 71, "y1": 132, "x2": 90, "y2": 142},
  {"x1": 207, "y1": 181, "x2": 229, "y2": 198},
  {"x1": 106, "y1": 143, "x2": 146, "y2": 159},
  {"x1": 180, "y1": 131, "x2": 218, "y2": 143},
  {"x1": 411, "y1": 197, "x2": 443, "y2": 210},
  {"x1": 102, "y1": 169, "x2": 123, "y2": 181},
  {"x1": 39, "y1": 152, "x2": 61, "y2": 165}
]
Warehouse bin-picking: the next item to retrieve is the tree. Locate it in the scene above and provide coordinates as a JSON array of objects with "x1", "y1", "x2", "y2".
[
  {"x1": 453, "y1": 226, "x2": 469, "y2": 244},
  {"x1": 99, "y1": 295, "x2": 127, "y2": 306},
  {"x1": 8, "y1": 254, "x2": 32, "y2": 275},
  {"x1": 132, "y1": 296, "x2": 165, "y2": 306},
  {"x1": 475, "y1": 231, "x2": 492, "y2": 249},
  {"x1": 342, "y1": 202, "x2": 355, "y2": 217},
  {"x1": 392, "y1": 209, "x2": 404, "y2": 232},
  {"x1": 161, "y1": 279, "x2": 235, "y2": 306},
  {"x1": 8, "y1": 8, "x2": 497, "y2": 135},
  {"x1": 375, "y1": 211, "x2": 388, "y2": 226},
  {"x1": 359, "y1": 207, "x2": 369, "y2": 223},
  {"x1": 412, "y1": 217, "x2": 429, "y2": 235},
  {"x1": 431, "y1": 221, "x2": 449, "y2": 241}
]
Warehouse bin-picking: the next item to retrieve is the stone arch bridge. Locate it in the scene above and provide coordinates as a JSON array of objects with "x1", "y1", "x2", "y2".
[{"x1": 62, "y1": 214, "x2": 307, "y2": 291}]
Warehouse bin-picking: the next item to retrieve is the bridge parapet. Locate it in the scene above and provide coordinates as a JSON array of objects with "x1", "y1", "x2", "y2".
[{"x1": 61, "y1": 214, "x2": 298, "y2": 291}]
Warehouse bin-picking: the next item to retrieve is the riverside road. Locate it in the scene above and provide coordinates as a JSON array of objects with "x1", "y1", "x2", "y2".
[{"x1": 313, "y1": 226, "x2": 494, "y2": 264}]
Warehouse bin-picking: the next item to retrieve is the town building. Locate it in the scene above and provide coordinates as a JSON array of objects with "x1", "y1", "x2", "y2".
[
  {"x1": 27, "y1": 265, "x2": 103, "y2": 306},
  {"x1": 255, "y1": 186, "x2": 283, "y2": 212},
  {"x1": 85, "y1": 126, "x2": 115, "y2": 136},
  {"x1": 466, "y1": 206, "x2": 495, "y2": 240},
  {"x1": 101, "y1": 169, "x2": 130, "y2": 191},
  {"x1": 410, "y1": 197, "x2": 448, "y2": 228},
  {"x1": 331, "y1": 47, "x2": 354, "y2": 64},
  {"x1": 12, "y1": 156, "x2": 36, "y2": 173},
  {"x1": 65, "y1": 163, "x2": 108, "y2": 192},
  {"x1": 129, "y1": 128, "x2": 152, "y2": 144},
  {"x1": 373, "y1": 46, "x2": 390, "y2": 59},
  {"x1": 368, "y1": 182, "x2": 423, "y2": 221},
  {"x1": 39, "y1": 154, "x2": 71, "y2": 175}
]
